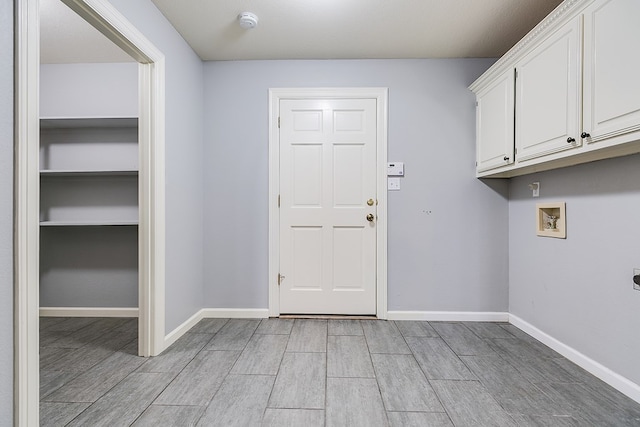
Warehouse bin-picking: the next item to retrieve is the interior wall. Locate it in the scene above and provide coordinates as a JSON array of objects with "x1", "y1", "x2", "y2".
[
  {"x1": 0, "y1": 0, "x2": 13, "y2": 418},
  {"x1": 202, "y1": 59, "x2": 509, "y2": 312},
  {"x1": 105, "y1": 0, "x2": 206, "y2": 332},
  {"x1": 509, "y1": 154, "x2": 640, "y2": 385}
]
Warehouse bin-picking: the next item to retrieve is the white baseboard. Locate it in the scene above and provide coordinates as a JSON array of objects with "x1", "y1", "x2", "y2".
[
  {"x1": 387, "y1": 311, "x2": 509, "y2": 322},
  {"x1": 163, "y1": 309, "x2": 205, "y2": 349},
  {"x1": 509, "y1": 314, "x2": 640, "y2": 404},
  {"x1": 39, "y1": 307, "x2": 139, "y2": 317},
  {"x1": 162, "y1": 308, "x2": 269, "y2": 350},
  {"x1": 201, "y1": 308, "x2": 269, "y2": 319}
]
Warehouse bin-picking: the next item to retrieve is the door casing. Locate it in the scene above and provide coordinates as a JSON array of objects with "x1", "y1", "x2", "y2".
[
  {"x1": 15, "y1": 0, "x2": 166, "y2": 424},
  {"x1": 268, "y1": 88, "x2": 388, "y2": 318}
]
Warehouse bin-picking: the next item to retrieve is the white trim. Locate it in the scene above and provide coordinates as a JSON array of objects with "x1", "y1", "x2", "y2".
[
  {"x1": 387, "y1": 311, "x2": 510, "y2": 322},
  {"x1": 15, "y1": 2, "x2": 41, "y2": 426},
  {"x1": 16, "y1": 0, "x2": 166, "y2": 424},
  {"x1": 39, "y1": 307, "x2": 139, "y2": 318},
  {"x1": 268, "y1": 88, "x2": 389, "y2": 319},
  {"x1": 163, "y1": 309, "x2": 205, "y2": 349},
  {"x1": 201, "y1": 308, "x2": 270, "y2": 319},
  {"x1": 509, "y1": 315, "x2": 640, "y2": 404}
]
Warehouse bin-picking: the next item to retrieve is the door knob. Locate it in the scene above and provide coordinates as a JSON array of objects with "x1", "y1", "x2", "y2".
[
  {"x1": 581, "y1": 132, "x2": 591, "y2": 139},
  {"x1": 366, "y1": 214, "x2": 375, "y2": 222},
  {"x1": 567, "y1": 137, "x2": 576, "y2": 143},
  {"x1": 367, "y1": 199, "x2": 375, "y2": 206}
]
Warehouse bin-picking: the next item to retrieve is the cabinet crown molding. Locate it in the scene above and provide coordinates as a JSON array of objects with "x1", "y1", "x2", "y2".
[{"x1": 470, "y1": 0, "x2": 585, "y2": 92}]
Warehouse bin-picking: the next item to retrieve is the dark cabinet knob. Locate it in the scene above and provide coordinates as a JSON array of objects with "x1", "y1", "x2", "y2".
[
  {"x1": 634, "y1": 275, "x2": 640, "y2": 285},
  {"x1": 503, "y1": 156, "x2": 509, "y2": 161},
  {"x1": 567, "y1": 137, "x2": 576, "y2": 143},
  {"x1": 581, "y1": 132, "x2": 591, "y2": 138}
]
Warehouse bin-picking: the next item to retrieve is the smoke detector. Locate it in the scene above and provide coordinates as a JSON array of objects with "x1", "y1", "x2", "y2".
[{"x1": 238, "y1": 12, "x2": 259, "y2": 29}]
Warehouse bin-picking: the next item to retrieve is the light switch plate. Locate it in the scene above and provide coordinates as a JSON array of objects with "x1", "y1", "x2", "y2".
[{"x1": 388, "y1": 177, "x2": 401, "y2": 191}]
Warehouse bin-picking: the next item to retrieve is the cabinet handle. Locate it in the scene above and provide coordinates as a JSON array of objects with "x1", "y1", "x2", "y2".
[
  {"x1": 581, "y1": 132, "x2": 591, "y2": 139},
  {"x1": 567, "y1": 137, "x2": 576, "y2": 143},
  {"x1": 503, "y1": 156, "x2": 509, "y2": 161}
]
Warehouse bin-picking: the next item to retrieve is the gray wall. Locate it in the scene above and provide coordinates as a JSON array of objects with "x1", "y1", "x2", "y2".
[
  {"x1": 107, "y1": 0, "x2": 206, "y2": 332},
  {"x1": 202, "y1": 59, "x2": 509, "y2": 312},
  {"x1": 0, "y1": 0, "x2": 12, "y2": 420},
  {"x1": 509, "y1": 154, "x2": 640, "y2": 385}
]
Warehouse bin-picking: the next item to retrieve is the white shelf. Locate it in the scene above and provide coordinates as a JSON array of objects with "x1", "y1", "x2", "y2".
[
  {"x1": 40, "y1": 169, "x2": 138, "y2": 177},
  {"x1": 40, "y1": 117, "x2": 138, "y2": 129},
  {"x1": 40, "y1": 220, "x2": 138, "y2": 227}
]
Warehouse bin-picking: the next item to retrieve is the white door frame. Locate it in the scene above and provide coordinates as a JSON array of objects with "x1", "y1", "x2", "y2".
[
  {"x1": 15, "y1": 0, "x2": 166, "y2": 424},
  {"x1": 268, "y1": 88, "x2": 388, "y2": 319}
]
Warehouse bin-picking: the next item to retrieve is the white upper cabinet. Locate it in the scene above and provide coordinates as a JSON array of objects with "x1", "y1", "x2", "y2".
[
  {"x1": 470, "y1": 0, "x2": 640, "y2": 177},
  {"x1": 476, "y1": 69, "x2": 515, "y2": 172},
  {"x1": 583, "y1": 0, "x2": 640, "y2": 143},
  {"x1": 515, "y1": 17, "x2": 582, "y2": 163}
]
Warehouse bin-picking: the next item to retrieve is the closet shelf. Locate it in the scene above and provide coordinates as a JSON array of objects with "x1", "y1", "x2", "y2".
[
  {"x1": 40, "y1": 220, "x2": 139, "y2": 227},
  {"x1": 40, "y1": 117, "x2": 138, "y2": 129},
  {"x1": 40, "y1": 169, "x2": 138, "y2": 177}
]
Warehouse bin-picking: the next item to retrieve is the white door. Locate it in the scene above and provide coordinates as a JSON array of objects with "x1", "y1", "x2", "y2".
[{"x1": 279, "y1": 98, "x2": 377, "y2": 314}]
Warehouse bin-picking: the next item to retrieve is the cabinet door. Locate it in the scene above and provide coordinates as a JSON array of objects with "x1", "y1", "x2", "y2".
[
  {"x1": 583, "y1": 0, "x2": 640, "y2": 143},
  {"x1": 476, "y1": 69, "x2": 515, "y2": 173},
  {"x1": 515, "y1": 17, "x2": 581, "y2": 163}
]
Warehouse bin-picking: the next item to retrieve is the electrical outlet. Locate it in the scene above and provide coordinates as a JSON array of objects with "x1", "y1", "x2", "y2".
[{"x1": 634, "y1": 268, "x2": 640, "y2": 291}]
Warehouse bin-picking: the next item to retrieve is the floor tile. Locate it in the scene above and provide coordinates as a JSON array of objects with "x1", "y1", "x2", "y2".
[
  {"x1": 40, "y1": 402, "x2": 91, "y2": 427},
  {"x1": 406, "y1": 336, "x2": 476, "y2": 380},
  {"x1": 498, "y1": 325, "x2": 561, "y2": 358},
  {"x1": 326, "y1": 377, "x2": 388, "y2": 427},
  {"x1": 499, "y1": 350, "x2": 579, "y2": 383},
  {"x1": 42, "y1": 329, "x2": 137, "y2": 372},
  {"x1": 40, "y1": 370, "x2": 79, "y2": 399},
  {"x1": 461, "y1": 354, "x2": 572, "y2": 416},
  {"x1": 262, "y1": 408, "x2": 324, "y2": 427},
  {"x1": 361, "y1": 320, "x2": 410, "y2": 354},
  {"x1": 40, "y1": 347, "x2": 70, "y2": 369},
  {"x1": 431, "y1": 380, "x2": 516, "y2": 427},
  {"x1": 509, "y1": 414, "x2": 587, "y2": 426},
  {"x1": 430, "y1": 322, "x2": 495, "y2": 356},
  {"x1": 197, "y1": 374, "x2": 275, "y2": 426},
  {"x1": 40, "y1": 317, "x2": 67, "y2": 331},
  {"x1": 327, "y1": 335, "x2": 374, "y2": 378},
  {"x1": 268, "y1": 352, "x2": 325, "y2": 409},
  {"x1": 463, "y1": 322, "x2": 515, "y2": 339},
  {"x1": 137, "y1": 333, "x2": 212, "y2": 373},
  {"x1": 189, "y1": 318, "x2": 229, "y2": 334},
  {"x1": 154, "y1": 350, "x2": 239, "y2": 406},
  {"x1": 230, "y1": 334, "x2": 288, "y2": 375},
  {"x1": 286, "y1": 319, "x2": 327, "y2": 352},
  {"x1": 44, "y1": 317, "x2": 99, "y2": 332},
  {"x1": 43, "y1": 351, "x2": 146, "y2": 403},
  {"x1": 395, "y1": 321, "x2": 439, "y2": 337},
  {"x1": 47, "y1": 318, "x2": 129, "y2": 349},
  {"x1": 203, "y1": 319, "x2": 260, "y2": 351},
  {"x1": 256, "y1": 318, "x2": 294, "y2": 335},
  {"x1": 536, "y1": 381, "x2": 640, "y2": 426},
  {"x1": 328, "y1": 319, "x2": 364, "y2": 336},
  {"x1": 387, "y1": 411, "x2": 453, "y2": 427},
  {"x1": 132, "y1": 405, "x2": 205, "y2": 427},
  {"x1": 488, "y1": 337, "x2": 557, "y2": 361},
  {"x1": 67, "y1": 372, "x2": 175, "y2": 427},
  {"x1": 371, "y1": 353, "x2": 443, "y2": 412}
]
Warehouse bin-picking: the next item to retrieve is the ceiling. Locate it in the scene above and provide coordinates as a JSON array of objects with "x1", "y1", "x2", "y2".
[{"x1": 41, "y1": 0, "x2": 564, "y2": 63}]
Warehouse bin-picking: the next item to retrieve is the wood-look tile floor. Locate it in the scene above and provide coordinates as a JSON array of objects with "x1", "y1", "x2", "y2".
[{"x1": 39, "y1": 317, "x2": 640, "y2": 426}]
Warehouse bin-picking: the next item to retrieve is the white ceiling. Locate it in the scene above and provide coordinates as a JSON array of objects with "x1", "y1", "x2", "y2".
[{"x1": 41, "y1": 0, "x2": 564, "y2": 63}]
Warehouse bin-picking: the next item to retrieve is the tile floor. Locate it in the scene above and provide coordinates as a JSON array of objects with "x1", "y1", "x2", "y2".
[{"x1": 40, "y1": 317, "x2": 640, "y2": 426}]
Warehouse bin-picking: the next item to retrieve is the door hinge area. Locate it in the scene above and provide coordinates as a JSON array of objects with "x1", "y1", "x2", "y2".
[
  {"x1": 278, "y1": 117, "x2": 280, "y2": 128},
  {"x1": 278, "y1": 273, "x2": 285, "y2": 286},
  {"x1": 278, "y1": 194, "x2": 280, "y2": 207}
]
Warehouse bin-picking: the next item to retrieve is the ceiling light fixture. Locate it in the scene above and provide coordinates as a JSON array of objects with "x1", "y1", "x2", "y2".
[{"x1": 238, "y1": 12, "x2": 259, "y2": 29}]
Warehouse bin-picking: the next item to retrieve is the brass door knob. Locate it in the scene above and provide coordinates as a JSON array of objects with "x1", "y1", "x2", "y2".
[
  {"x1": 366, "y1": 214, "x2": 375, "y2": 222},
  {"x1": 367, "y1": 199, "x2": 375, "y2": 206}
]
